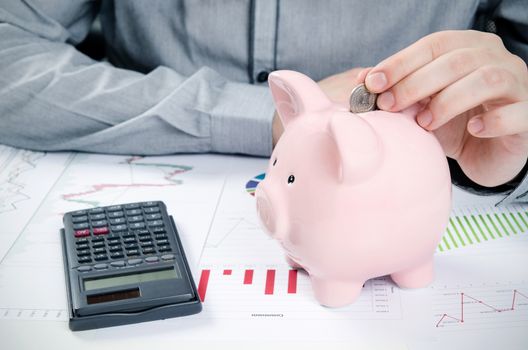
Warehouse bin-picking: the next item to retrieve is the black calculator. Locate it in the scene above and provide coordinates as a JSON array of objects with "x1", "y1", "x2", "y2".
[{"x1": 60, "y1": 201, "x2": 202, "y2": 331}]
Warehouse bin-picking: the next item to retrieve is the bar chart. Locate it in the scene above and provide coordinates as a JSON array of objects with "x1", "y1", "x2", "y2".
[
  {"x1": 438, "y1": 205, "x2": 528, "y2": 252},
  {"x1": 195, "y1": 266, "x2": 402, "y2": 320}
]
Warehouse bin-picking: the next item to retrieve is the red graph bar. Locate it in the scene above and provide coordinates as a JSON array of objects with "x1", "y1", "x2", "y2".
[
  {"x1": 265, "y1": 269, "x2": 275, "y2": 295},
  {"x1": 198, "y1": 269, "x2": 210, "y2": 302},
  {"x1": 244, "y1": 269, "x2": 254, "y2": 285},
  {"x1": 223, "y1": 269, "x2": 232, "y2": 275},
  {"x1": 288, "y1": 270, "x2": 298, "y2": 294}
]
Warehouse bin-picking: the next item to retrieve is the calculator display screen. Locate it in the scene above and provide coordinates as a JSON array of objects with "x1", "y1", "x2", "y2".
[{"x1": 84, "y1": 267, "x2": 181, "y2": 291}]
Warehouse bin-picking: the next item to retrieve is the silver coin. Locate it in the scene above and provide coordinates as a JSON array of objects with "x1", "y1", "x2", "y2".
[{"x1": 349, "y1": 83, "x2": 378, "y2": 113}]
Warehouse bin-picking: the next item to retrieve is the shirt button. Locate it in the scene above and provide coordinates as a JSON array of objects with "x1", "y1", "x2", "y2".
[{"x1": 257, "y1": 71, "x2": 269, "y2": 83}]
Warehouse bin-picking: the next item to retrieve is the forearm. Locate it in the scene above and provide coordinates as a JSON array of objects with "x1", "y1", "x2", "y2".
[{"x1": 0, "y1": 22, "x2": 274, "y2": 156}]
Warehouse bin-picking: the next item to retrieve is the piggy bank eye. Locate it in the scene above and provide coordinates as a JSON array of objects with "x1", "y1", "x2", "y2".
[
  {"x1": 273, "y1": 158, "x2": 277, "y2": 166},
  {"x1": 287, "y1": 175, "x2": 295, "y2": 184}
]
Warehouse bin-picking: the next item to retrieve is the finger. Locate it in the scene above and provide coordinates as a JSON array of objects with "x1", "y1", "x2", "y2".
[
  {"x1": 356, "y1": 67, "x2": 373, "y2": 84},
  {"x1": 377, "y1": 47, "x2": 499, "y2": 111},
  {"x1": 417, "y1": 65, "x2": 525, "y2": 130},
  {"x1": 365, "y1": 30, "x2": 504, "y2": 93},
  {"x1": 467, "y1": 101, "x2": 528, "y2": 137}
]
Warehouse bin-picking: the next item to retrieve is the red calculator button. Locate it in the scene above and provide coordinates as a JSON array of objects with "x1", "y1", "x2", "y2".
[
  {"x1": 93, "y1": 227, "x2": 109, "y2": 235},
  {"x1": 74, "y1": 229, "x2": 90, "y2": 238}
]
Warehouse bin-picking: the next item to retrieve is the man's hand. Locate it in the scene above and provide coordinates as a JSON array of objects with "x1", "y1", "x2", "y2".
[
  {"x1": 272, "y1": 67, "x2": 366, "y2": 148},
  {"x1": 365, "y1": 30, "x2": 528, "y2": 187}
]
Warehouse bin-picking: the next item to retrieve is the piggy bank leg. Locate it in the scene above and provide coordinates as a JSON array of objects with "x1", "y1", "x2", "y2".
[
  {"x1": 285, "y1": 255, "x2": 303, "y2": 269},
  {"x1": 391, "y1": 258, "x2": 434, "y2": 289},
  {"x1": 310, "y1": 276, "x2": 364, "y2": 307}
]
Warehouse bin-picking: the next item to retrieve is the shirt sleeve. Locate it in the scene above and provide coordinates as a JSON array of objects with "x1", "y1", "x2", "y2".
[
  {"x1": 451, "y1": 0, "x2": 528, "y2": 206},
  {"x1": 0, "y1": 0, "x2": 275, "y2": 157},
  {"x1": 492, "y1": 0, "x2": 528, "y2": 205}
]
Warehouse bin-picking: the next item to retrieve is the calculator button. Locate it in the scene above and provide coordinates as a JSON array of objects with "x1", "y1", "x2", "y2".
[
  {"x1": 110, "y1": 261, "x2": 126, "y2": 267},
  {"x1": 142, "y1": 201, "x2": 158, "y2": 207},
  {"x1": 128, "y1": 215, "x2": 143, "y2": 223},
  {"x1": 107, "y1": 205, "x2": 123, "y2": 212},
  {"x1": 158, "y1": 245, "x2": 171, "y2": 252},
  {"x1": 144, "y1": 207, "x2": 160, "y2": 213},
  {"x1": 156, "y1": 239, "x2": 169, "y2": 245},
  {"x1": 161, "y1": 254, "x2": 175, "y2": 261},
  {"x1": 124, "y1": 243, "x2": 139, "y2": 250},
  {"x1": 108, "y1": 245, "x2": 122, "y2": 252},
  {"x1": 93, "y1": 247, "x2": 107, "y2": 254},
  {"x1": 78, "y1": 256, "x2": 92, "y2": 264},
  {"x1": 72, "y1": 216, "x2": 88, "y2": 223},
  {"x1": 90, "y1": 213, "x2": 106, "y2": 220},
  {"x1": 93, "y1": 226, "x2": 109, "y2": 235},
  {"x1": 76, "y1": 243, "x2": 89, "y2": 250},
  {"x1": 152, "y1": 227, "x2": 166, "y2": 233},
  {"x1": 145, "y1": 213, "x2": 162, "y2": 220},
  {"x1": 126, "y1": 249, "x2": 140, "y2": 257},
  {"x1": 129, "y1": 222, "x2": 145, "y2": 229},
  {"x1": 111, "y1": 224, "x2": 127, "y2": 232},
  {"x1": 126, "y1": 209, "x2": 142, "y2": 216},
  {"x1": 92, "y1": 241, "x2": 105, "y2": 248},
  {"x1": 147, "y1": 220, "x2": 163, "y2": 227},
  {"x1": 89, "y1": 208, "x2": 105, "y2": 214},
  {"x1": 108, "y1": 211, "x2": 124, "y2": 218},
  {"x1": 123, "y1": 237, "x2": 137, "y2": 244},
  {"x1": 91, "y1": 220, "x2": 108, "y2": 227},
  {"x1": 138, "y1": 236, "x2": 152, "y2": 242},
  {"x1": 76, "y1": 238, "x2": 89, "y2": 244},
  {"x1": 124, "y1": 203, "x2": 141, "y2": 209},
  {"x1": 140, "y1": 241, "x2": 153, "y2": 247},
  {"x1": 137, "y1": 229, "x2": 150, "y2": 235},
  {"x1": 155, "y1": 234, "x2": 168, "y2": 240},
  {"x1": 91, "y1": 237, "x2": 104, "y2": 243},
  {"x1": 94, "y1": 254, "x2": 108, "y2": 261},
  {"x1": 145, "y1": 256, "x2": 159, "y2": 263},
  {"x1": 74, "y1": 229, "x2": 90, "y2": 238},
  {"x1": 142, "y1": 247, "x2": 155, "y2": 254},
  {"x1": 94, "y1": 263, "x2": 108, "y2": 270},
  {"x1": 127, "y1": 258, "x2": 142, "y2": 266},
  {"x1": 76, "y1": 249, "x2": 90, "y2": 256},
  {"x1": 109, "y1": 218, "x2": 126, "y2": 225},
  {"x1": 107, "y1": 237, "x2": 121, "y2": 244},
  {"x1": 92, "y1": 241, "x2": 104, "y2": 248},
  {"x1": 77, "y1": 266, "x2": 92, "y2": 272},
  {"x1": 110, "y1": 252, "x2": 124, "y2": 259},
  {"x1": 72, "y1": 210, "x2": 87, "y2": 216},
  {"x1": 73, "y1": 223, "x2": 89, "y2": 230}
]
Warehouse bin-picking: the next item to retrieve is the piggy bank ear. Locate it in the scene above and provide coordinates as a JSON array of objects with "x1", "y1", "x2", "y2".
[
  {"x1": 268, "y1": 70, "x2": 332, "y2": 128},
  {"x1": 328, "y1": 114, "x2": 383, "y2": 184}
]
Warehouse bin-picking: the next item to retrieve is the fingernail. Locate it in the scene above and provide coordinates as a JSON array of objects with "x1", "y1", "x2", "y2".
[
  {"x1": 417, "y1": 110, "x2": 433, "y2": 128},
  {"x1": 366, "y1": 72, "x2": 387, "y2": 91},
  {"x1": 377, "y1": 91, "x2": 394, "y2": 110},
  {"x1": 468, "y1": 117, "x2": 484, "y2": 134}
]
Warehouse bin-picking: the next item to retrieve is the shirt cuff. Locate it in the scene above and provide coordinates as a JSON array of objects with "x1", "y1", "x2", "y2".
[
  {"x1": 210, "y1": 78, "x2": 275, "y2": 157},
  {"x1": 496, "y1": 163, "x2": 528, "y2": 206}
]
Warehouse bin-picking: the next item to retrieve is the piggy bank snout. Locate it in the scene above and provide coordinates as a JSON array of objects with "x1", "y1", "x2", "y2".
[{"x1": 256, "y1": 188, "x2": 277, "y2": 237}]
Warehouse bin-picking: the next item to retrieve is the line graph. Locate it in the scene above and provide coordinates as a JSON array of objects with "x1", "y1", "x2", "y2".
[
  {"x1": 61, "y1": 156, "x2": 192, "y2": 207},
  {"x1": 0, "y1": 147, "x2": 46, "y2": 214},
  {"x1": 433, "y1": 283, "x2": 528, "y2": 330}
]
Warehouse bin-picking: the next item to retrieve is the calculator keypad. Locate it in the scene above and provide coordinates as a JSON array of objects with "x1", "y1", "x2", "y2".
[{"x1": 67, "y1": 202, "x2": 174, "y2": 270}]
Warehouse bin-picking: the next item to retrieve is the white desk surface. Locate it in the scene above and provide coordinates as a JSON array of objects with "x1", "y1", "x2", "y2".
[{"x1": 1, "y1": 145, "x2": 527, "y2": 349}]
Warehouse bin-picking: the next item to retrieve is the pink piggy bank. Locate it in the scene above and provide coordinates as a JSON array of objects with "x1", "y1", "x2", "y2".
[{"x1": 255, "y1": 70, "x2": 451, "y2": 307}]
